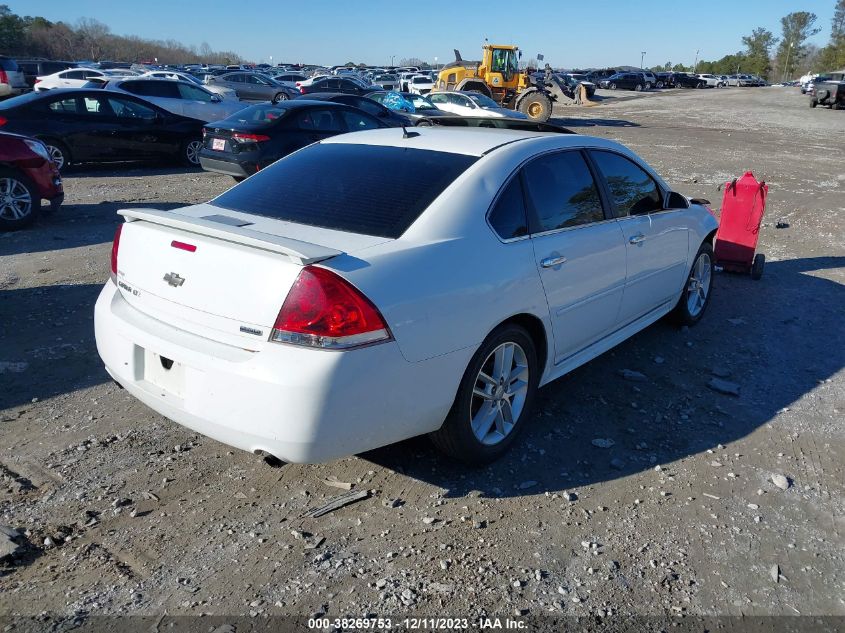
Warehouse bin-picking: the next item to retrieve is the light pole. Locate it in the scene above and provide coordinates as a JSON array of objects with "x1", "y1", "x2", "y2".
[
  {"x1": 641, "y1": 51, "x2": 646, "y2": 69},
  {"x1": 782, "y1": 41, "x2": 794, "y2": 81},
  {"x1": 434, "y1": 56, "x2": 438, "y2": 71},
  {"x1": 693, "y1": 49, "x2": 699, "y2": 73},
  {"x1": 390, "y1": 55, "x2": 395, "y2": 67},
  {"x1": 269, "y1": 55, "x2": 273, "y2": 67}
]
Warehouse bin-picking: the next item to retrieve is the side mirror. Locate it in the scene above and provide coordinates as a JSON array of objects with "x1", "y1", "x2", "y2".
[
  {"x1": 665, "y1": 191, "x2": 689, "y2": 209},
  {"x1": 210, "y1": 94, "x2": 222, "y2": 102}
]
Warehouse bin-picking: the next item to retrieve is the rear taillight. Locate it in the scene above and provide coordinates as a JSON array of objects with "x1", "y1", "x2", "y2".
[
  {"x1": 34, "y1": 78, "x2": 41, "y2": 84},
  {"x1": 0, "y1": 70, "x2": 6, "y2": 84},
  {"x1": 0, "y1": 117, "x2": 6, "y2": 127},
  {"x1": 299, "y1": 86, "x2": 307, "y2": 94},
  {"x1": 232, "y1": 132, "x2": 270, "y2": 143},
  {"x1": 271, "y1": 266, "x2": 391, "y2": 349},
  {"x1": 110, "y1": 224, "x2": 123, "y2": 282}
]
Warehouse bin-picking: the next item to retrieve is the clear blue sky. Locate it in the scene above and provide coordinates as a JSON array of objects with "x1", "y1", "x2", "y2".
[{"x1": 16, "y1": 0, "x2": 837, "y2": 67}]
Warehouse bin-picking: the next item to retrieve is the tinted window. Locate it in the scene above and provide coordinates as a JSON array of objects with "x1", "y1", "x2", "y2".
[
  {"x1": 211, "y1": 144, "x2": 477, "y2": 238},
  {"x1": 0, "y1": 58, "x2": 17, "y2": 71},
  {"x1": 177, "y1": 83, "x2": 212, "y2": 101},
  {"x1": 489, "y1": 176, "x2": 528, "y2": 239},
  {"x1": 523, "y1": 151, "x2": 604, "y2": 232},
  {"x1": 340, "y1": 110, "x2": 381, "y2": 131},
  {"x1": 590, "y1": 151, "x2": 662, "y2": 216},
  {"x1": 47, "y1": 97, "x2": 79, "y2": 114},
  {"x1": 342, "y1": 97, "x2": 382, "y2": 117},
  {"x1": 123, "y1": 81, "x2": 179, "y2": 98},
  {"x1": 63, "y1": 70, "x2": 87, "y2": 80},
  {"x1": 107, "y1": 97, "x2": 157, "y2": 120},
  {"x1": 297, "y1": 108, "x2": 343, "y2": 132}
]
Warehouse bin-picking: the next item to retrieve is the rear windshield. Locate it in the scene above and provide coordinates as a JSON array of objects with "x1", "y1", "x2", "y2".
[
  {"x1": 0, "y1": 58, "x2": 18, "y2": 71},
  {"x1": 211, "y1": 143, "x2": 478, "y2": 238},
  {"x1": 217, "y1": 104, "x2": 292, "y2": 127}
]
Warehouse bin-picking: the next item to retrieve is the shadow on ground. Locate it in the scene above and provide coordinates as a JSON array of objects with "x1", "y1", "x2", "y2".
[
  {"x1": 0, "y1": 202, "x2": 183, "y2": 257},
  {"x1": 362, "y1": 256, "x2": 844, "y2": 498},
  {"x1": 0, "y1": 283, "x2": 108, "y2": 409}
]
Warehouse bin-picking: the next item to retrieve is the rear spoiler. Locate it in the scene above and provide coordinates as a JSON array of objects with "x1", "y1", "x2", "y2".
[{"x1": 118, "y1": 208, "x2": 343, "y2": 265}]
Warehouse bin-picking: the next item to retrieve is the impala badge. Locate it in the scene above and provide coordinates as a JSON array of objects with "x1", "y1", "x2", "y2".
[{"x1": 163, "y1": 272, "x2": 185, "y2": 287}]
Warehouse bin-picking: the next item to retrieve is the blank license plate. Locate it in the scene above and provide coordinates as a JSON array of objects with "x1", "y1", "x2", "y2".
[
  {"x1": 212, "y1": 138, "x2": 226, "y2": 151},
  {"x1": 144, "y1": 349, "x2": 185, "y2": 398}
]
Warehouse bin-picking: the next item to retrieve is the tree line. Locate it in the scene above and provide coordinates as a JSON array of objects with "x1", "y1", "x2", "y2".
[
  {"x1": 0, "y1": 5, "x2": 243, "y2": 65},
  {"x1": 650, "y1": 3, "x2": 845, "y2": 79}
]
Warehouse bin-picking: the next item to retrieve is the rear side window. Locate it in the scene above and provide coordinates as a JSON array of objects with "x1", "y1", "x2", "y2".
[
  {"x1": 48, "y1": 97, "x2": 79, "y2": 114},
  {"x1": 590, "y1": 151, "x2": 662, "y2": 216},
  {"x1": 488, "y1": 177, "x2": 529, "y2": 240},
  {"x1": 523, "y1": 151, "x2": 604, "y2": 232},
  {"x1": 211, "y1": 143, "x2": 478, "y2": 238},
  {"x1": 0, "y1": 58, "x2": 18, "y2": 71}
]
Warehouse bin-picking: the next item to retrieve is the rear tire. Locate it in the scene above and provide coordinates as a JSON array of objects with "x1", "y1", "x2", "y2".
[
  {"x1": 0, "y1": 168, "x2": 39, "y2": 232},
  {"x1": 810, "y1": 99, "x2": 818, "y2": 108},
  {"x1": 751, "y1": 253, "x2": 765, "y2": 280},
  {"x1": 232, "y1": 176, "x2": 245, "y2": 182},
  {"x1": 832, "y1": 102, "x2": 841, "y2": 110},
  {"x1": 672, "y1": 242, "x2": 714, "y2": 326},
  {"x1": 272, "y1": 92, "x2": 288, "y2": 104},
  {"x1": 429, "y1": 324, "x2": 539, "y2": 465},
  {"x1": 609, "y1": 83, "x2": 617, "y2": 90},
  {"x1": 181, "y1": 138, "x2": 203, "y2": 166}
]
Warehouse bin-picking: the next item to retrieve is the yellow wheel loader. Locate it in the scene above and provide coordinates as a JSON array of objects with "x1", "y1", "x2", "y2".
[{"x1": 432, "y1": 44, "x2": 574, "y2": 122}]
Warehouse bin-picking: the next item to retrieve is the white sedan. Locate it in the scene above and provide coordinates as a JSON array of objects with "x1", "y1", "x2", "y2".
[
  {"x1": 35, "y1": 68, "x2": 133, "y2": 91},
  {"x1": 429, "y1": 91, "x2": 528, "y2": 119},
  {"x1": 95, "y1": 128, "x2": 718, "y2": 464}
]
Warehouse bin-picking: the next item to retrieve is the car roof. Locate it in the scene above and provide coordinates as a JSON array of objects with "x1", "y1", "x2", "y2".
[{"x1": 321, "y1": 126, "x2": 609, "y2": 157}]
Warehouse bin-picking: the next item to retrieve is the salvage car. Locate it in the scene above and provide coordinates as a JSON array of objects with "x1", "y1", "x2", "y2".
[
  {"x1": 809, "y1": 81, "x2": 844, "y2": 109},
  {"x1": 0, "y1": 89, "x2": 205, "y2": 171},
  {"x1": 0, "y1": 131, "x2": 63, "y2": 230},
  {"x1": 600, "y1": 72, "x2": 647, "y2": 91},
  {"x1": 104, "y1": 78, "x2": 248, "y2": 122},
  {"x1": 365, "y1": 91, "x2": 459, "y2": 125},
  {"x1": 198, "y1": 100, "x2": 388, "y2": 180},
  {"x1": 292, "y1": 93, "x2": 411, "y2": 127},
  {"x1": 205, "y1": 72, "x2": 297, "y2": 102},
  {"x1": 95, "y1": 127, "x2": 718, "y2": 464},
  {"x1": 428, "y1": 91, "x2": 528, "y2": 119}
]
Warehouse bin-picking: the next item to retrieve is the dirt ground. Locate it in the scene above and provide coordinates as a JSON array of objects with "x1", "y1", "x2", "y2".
[{"x1": 0, "y1": 87, "x2": 843, "y2": 629}]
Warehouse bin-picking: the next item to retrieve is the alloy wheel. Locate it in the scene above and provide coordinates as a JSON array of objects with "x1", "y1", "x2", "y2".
[
  {"x1": 686, "y1": 252, "x2": 712, "y2": 317},
  {"x1": 0, "y1": 177, "x2": 33, "y2": 221},
  {"x1": 185, "y1": 140, "x2": 202, "y2": 165},
  {"x1": 46, "y1": 145, "x2": 65, "y2": 170},
  {"x1": 469, "y1": 342, "x2": 529, "y2": 446}
]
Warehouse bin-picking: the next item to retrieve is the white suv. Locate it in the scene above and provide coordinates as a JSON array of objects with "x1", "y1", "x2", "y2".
[{"x1": 696, "y1": 74, "x2": 726, "y2": 88}]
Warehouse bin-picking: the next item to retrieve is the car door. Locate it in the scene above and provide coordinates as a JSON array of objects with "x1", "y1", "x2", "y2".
[
  {"x1": 449, "y1": 93, "x2": 477, "y2": 116},
  {"x1": 104, "y1": 95, "x2": 169, "y2": 159},
  {"x1": 41, "y1": 95, "x2": 110, "y2": 160},
  {"x1": 56, "y1": 69, "x2": 88, "y2": 88},
  {"x1": 588, "y1": 150, "x2": 689, "y2": 325},
  {"x1": 294, "y1": 107, "x2": 345, "y2": 146},
  {"x1": 523, "y1": 150, "x2": 627, "y2": 363},
  {"x1": 175, "y1": 83, "x2": 218, "y2": 120},
  {"x1": 221, "y1": 73, "x2": 245, "y2": 97}
]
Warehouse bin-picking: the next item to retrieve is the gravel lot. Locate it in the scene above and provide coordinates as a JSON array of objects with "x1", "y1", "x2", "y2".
[{"x1": 1, "y1": 87, "x2": 843, "y2": 628}]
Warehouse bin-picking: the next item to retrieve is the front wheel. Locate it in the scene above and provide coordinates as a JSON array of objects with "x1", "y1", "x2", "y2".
[
  {"x1": 810, "y1": 99, "x2": 818, "y2": 108},
  {"x1": 672, "y1": 242, "x2": 714, "y2": 326},
  {"x1": 0, "y1": 168, "x2": 39, "y2": 232},
  {"x1": 644, "y1": 82, "x2": 652, "y2": 90},
  {"x1": 429, "y1": 324, "x2": 539, "y2": 465},
  {"x1": 609, "y1": 83, "x2": 617, "y2": 90},
  {"x1": 516, "y1": 92, "x2": 552, "y2": 122},
  {"x1": 272, "y1": 92, "x2": 288, "y2": 104},
  {"x1": 656, "y1": 81, "x2": 664, "y2": 89}
]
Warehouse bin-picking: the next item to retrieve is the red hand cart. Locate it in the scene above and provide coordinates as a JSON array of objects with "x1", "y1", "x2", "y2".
[{"x1": 714, "y1": 171, "x2": 768, "y2": 280}]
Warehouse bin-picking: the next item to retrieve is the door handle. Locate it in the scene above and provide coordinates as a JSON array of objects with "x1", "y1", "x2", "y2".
[
  {"x1": 541, "y1": 255, "x2": 567, "y2": 268},
  {"x1": 629, "y1": 234, "x2": 646, "y2": 245}
]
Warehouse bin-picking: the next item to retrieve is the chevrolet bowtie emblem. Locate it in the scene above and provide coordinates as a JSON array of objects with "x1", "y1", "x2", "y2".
[{"x1": 163, "y1": 272, "x2": 185, "y2": 287}]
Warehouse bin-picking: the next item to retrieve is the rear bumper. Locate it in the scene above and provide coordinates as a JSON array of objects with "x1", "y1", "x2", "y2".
[
  {"x1": 94, "y1": 283, "x2": 462, "y2": 463},
  {"x1": 198, "y1": 153, "x2": 255, "y2": 177}
]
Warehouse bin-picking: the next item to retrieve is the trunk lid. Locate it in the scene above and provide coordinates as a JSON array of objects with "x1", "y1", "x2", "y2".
[{"x1": 114, "y1": 204, "x2": 390, "y2": 349}]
